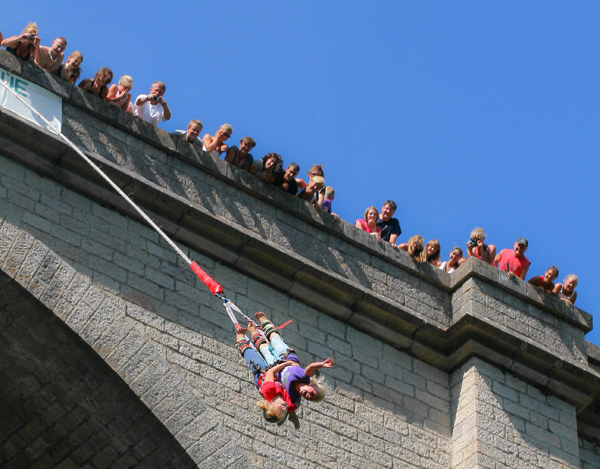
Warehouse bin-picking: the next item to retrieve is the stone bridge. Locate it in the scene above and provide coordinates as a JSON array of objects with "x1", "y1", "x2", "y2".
[{"x1": 1, "y1": 50, "x2": 600, "y2": 468}]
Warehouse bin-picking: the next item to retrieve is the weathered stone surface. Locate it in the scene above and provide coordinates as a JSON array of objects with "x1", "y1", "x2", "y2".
[
  {"x1": 0, "y1": 50, "x2": 23, "y2": 74},
  {"x1": 0, "y1": 272, "x2": 200, "y2": 469},
  {"x1": 452, "y1": 358, "x2": 581, "y2": 469},
  {"x1": 18, "y1": 62, "x2": 73, "y2": 100}
]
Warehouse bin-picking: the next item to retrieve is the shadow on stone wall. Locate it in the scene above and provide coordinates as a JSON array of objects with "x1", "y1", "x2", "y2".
[{"x1": 60, "y1": 103, "x2": 389, "y2": 295}]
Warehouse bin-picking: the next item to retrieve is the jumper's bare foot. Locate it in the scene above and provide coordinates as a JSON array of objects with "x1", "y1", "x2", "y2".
[
  {"x1": 235, "y1": 327, "x2": 247, "y2": 340},
  {"x1": 255, "y1": 311, "x2": 267, "y2": 322},
  {"x1": 247, "y1": 321, "x2": 257, "y2": 334}
]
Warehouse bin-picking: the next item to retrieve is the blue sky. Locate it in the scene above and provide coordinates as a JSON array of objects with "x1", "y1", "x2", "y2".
[{"x1": 2, "y1": 2, "x2": 599, "y2": 345}]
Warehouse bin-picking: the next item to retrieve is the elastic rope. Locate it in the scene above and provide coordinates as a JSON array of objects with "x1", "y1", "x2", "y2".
[
  {"x1": 224, "y1": 299, "x2": 256, "y2": 349},
  {"x1": 224, "y1": 299, "x2": 278, "y2": 358}
]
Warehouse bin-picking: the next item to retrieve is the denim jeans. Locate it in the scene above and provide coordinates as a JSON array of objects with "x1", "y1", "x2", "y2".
[
  {"x1": 259, "y1": 334, "x2": 299, "y2": 366},
  {"x1": 242, "y1": 347, "x2": 269, "y2": 388}
]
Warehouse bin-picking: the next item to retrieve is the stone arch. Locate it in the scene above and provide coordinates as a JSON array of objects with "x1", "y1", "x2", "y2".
[{"x1": 0, "y1": 237, "x2": 250, "y2": 468}]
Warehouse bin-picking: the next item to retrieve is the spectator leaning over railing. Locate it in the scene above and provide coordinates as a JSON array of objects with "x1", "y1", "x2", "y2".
[
  {"x1": 34, "y1": 36, "x2": 67, "y2": 73},
  {"x1": 296, "y1": 164, "x2": 325, "y2": 205},
  {"x1": 376, "y1": 200, "x2": 402, "y2": 246},
  {"x1": 296, "y1": 164, "x2": 323, "y2": 189},
  {"x1": 106, "y1": 75, "x2": 134, "y2": 113},
  {"x1": 2, "y1": 23, "x2": 39, "y2": 63},
  {"x1": 399, "y1": 235, "x2": 426, "y2": 263},
  {"x1": 225, "y1": 137, "x2": 256, "y2": 171},
  {"x1": 79, "y1": 67, "x2": 113, "y2": 100},
  {"x1": 203, "y1": 124, "x2": 232, "y2": 157},
  {"x1": 439, "y1": 247, "x2": 463, "y2": 273},
  {"x1": 297, "y1": 176, "x2": 325, "y2": 209},
  {"x1": 171, "y1": 120, "x2": 203, "y2": 148},
  {"x1": 252, "y1": 153, "x2": 283, "y2": 183},
  {"x1": 355, "y1": 206, "x2": 382, "y2": 241},
  {"x1": 528, "y1": 266, "x2": 559, "y2": 293},
  {"x1": 494, "y1": 237, "x2": 530, "y2": 280},
  {"x1": 466, "y1": 227, "x2": 496, "y2": 265},
  {"x1": 553, "y1": 274, "x2": 578, "y2": 306},
  {"x1": 320, "y1": 186, "x2": 334, "y2": 213},
  {"x1": 275, "y1": 163, "x2": 300, "y2": 195},
  {"x1": 134, "y1": 81, "x2": 171, "y2": 126},
  {"x1": 56, "y1": 51, "x2": 83, "y2": 85},
  {"x1": 426, "y1": 239, "x2": 441, "y2": 266}
]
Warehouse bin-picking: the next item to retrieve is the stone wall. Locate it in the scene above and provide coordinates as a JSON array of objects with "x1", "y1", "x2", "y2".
[
  {"x1": 0, "y1": 270, "x2": 198, "y2": 469},
  {"x1": 1, "y1": 51, "x2": 600, "y2": 468},
  {"x1": 0, "y1": 154, "x2": 452, "y2": 467},
  {"x1": 451, "y1": 358, "x2": 579, "y2": 468},
  {"x1": 579, "y1": 438, "x2": 600, "y2": 469}
]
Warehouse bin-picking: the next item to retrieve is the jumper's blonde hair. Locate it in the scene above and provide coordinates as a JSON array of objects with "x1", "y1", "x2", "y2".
[
  {"x1": 305, "y1": 374, "x2": 327, "y2": 403},
  {"x1": 256, "y1": 399, "x2": 286, "y2": 423}
]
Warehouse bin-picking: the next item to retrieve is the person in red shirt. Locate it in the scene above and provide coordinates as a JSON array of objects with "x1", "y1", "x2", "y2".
[
  {"x1": 493, "y1": 237, "x2": 531, "y2": 280},
  {"x1": 528, "y1": 266, "x2": 559, "y2": 292},
  {"x1": 249, "y1": 312, "x2": 333, "y2": 409},
  {"x1": 235, "y1": 327, "x2": 294, "y2": 424}
]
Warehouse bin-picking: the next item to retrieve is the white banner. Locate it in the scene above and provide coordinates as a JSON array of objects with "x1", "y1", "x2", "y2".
[{"x1": 0, "y1": 66, "x2": 62, "y2": 132}]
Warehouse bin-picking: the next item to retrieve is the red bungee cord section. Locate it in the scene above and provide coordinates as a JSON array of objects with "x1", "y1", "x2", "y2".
[{"x1": 189, "y1": 261, "x2": 223, "y2": 296}]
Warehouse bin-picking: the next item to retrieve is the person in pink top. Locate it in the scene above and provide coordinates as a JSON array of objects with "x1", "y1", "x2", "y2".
[
  {"x1": 493, "y1": 237, "x2": 531, "y2": 280},
  {"x1": 355, "y1": 206, "x2": 382, "y2": 241}
]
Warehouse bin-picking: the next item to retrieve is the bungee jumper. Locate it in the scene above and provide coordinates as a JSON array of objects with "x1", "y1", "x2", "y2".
[
  {"x1": 234, "y1": 311, "x2": 334, "y2": 429},
  {"x1": 1, "y1": 80, "x2": 334, "y2": 429},
  {"x1": 235, "y1": 326, "x2": 298, "y2": 427},
  {"x1": 249, "y1": 312, "x2": 332, "y2": 404}
]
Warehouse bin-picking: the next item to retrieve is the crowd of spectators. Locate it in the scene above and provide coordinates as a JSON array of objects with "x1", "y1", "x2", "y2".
[
  {"x1": 1, "y1": 23, "x2": 579, "y2": 307},
  {"x1": 1, "y1": 23, "x2": 339, "y2": 210},
  {"x1": 352, "y1": 198, "x2": 579, "y2": 305}
]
